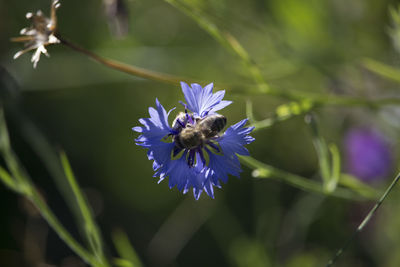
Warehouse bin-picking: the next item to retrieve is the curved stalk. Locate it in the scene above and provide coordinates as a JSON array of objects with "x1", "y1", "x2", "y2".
[
  {"x1": 325, "y1": 172, "x2": 400, "y2": 266},
  {"x1": 57, "y1": 35, "x2": 192, "y2": 86}
]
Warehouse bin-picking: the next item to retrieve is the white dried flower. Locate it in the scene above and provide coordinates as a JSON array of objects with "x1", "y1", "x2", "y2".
[{"x1": 12, "y1": 0, "x2": 61, "y2": 68}]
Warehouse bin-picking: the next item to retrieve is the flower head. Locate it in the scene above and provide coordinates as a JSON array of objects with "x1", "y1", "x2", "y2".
[
  {"x1": 133, "y1": 82, "x2": 255, "y2": 199},
  {"x1": 344, "y1": 127, "x2": 393, "y2": 183},
  {"x1": 12, "y1": 0, "x2": 61, "y2": 68}
]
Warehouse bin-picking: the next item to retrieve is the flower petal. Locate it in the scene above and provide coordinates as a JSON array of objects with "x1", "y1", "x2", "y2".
[
  {"x1": 208, "y1": 151, "x2": 242, "y2": 184},
  {"x1": 134, "y1": 99, "x2": 173, "y2": 142},
  {"x1": 181, "y1": 82, "x2": 232, "y2": 117},
  {"x1": 218, "y1": 119, "x2": 255, "y2": 157},
  {"x1": 133, "y1": 85, "x2": 254, "y2": 200}
]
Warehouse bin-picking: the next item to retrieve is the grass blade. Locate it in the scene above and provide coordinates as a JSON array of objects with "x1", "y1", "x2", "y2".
[
  {"x1": 363, "y1": 58, "x2": 400, "y2": 83},
  {"x1": 165, "y1": 0, "x2": 270, "y2": 93},
  {"x1": 112, "y1": 229, "x2": 143, "y2": 267},
  {"x1": 240, "y1": 155, "x2": 371, "y2": 200},
  {"x1": 60, "y1": 150, "x2": 105, "y2": 261}
]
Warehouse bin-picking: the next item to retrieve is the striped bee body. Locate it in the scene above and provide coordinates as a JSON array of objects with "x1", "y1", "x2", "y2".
[
  {"x1": 197, "y1": 114, "x2": 227, "y2": 139},
  {"x1": 173, "y1": 114, "x2": 227, "y2": 150}
]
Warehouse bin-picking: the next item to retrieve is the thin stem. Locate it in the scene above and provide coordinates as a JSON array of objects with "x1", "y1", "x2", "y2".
[
  {"x1": 249, "y1": 118, "x2": 274, "y2": 130},
  {"x1": 0, "y1": 111, "x2": 108, "y2": 267},
  {"x1": 0, "y1": 168, "x2": 104, "y2": 266},
  {"x1": 0, "y1": 166, "x2": 107, "y2": 266},
  {"x1": 60, "y1": 151, "x2": 105, "y2": 262},
  {"x1": 56, "y1": 35, "x2": 192, "y2": 86},
  {"x1": 0, "y1": 166, "x2": 19, "y2": 192},
  {"x1": 112, "y1": 229, "x2": 143, "y2": 267},
  {"x1": 325, "y1": 172, "x2": 400, "y2": 267},
  {"x1": 27, "y1": 187, "x2": 104, "y2": 267},
  {"x1": 239, "y1": 156, "x2": 372, "y2": 201},
  {"x1": 267, "y1": 90, "x2": 400, "y2": 108},
  {"x1": 10, "y1": 36, "x2": 35, "y2": 42},
  {"x1": 165, "y1": 0, "x2": 270, "y2": 93},
  {"x1": 56, "y1": 35, "x2": 400, "y2": 109},
  {"x1": 306, "y1": 113, "x2": 331, "y2": 190},
  {"x1": 246, "y1": 93, "x2": 400, "y2": 133}
]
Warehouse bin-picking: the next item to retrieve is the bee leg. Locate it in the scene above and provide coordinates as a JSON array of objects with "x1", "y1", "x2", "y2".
[
  {"x1": 172, "y1": 146, "x2": 183, "y2": 157},
  {"x1": 198, "y1": 148, "x2": 207, "y2": 167},
  {"x1": 184, "y1": 106, "x2": 195, "y2": 125},
  {"x1": 178, "y1": 100, "x2": 195, "y2": 124},
  {"x1": 187, "y1": 114, "x2": 194, "y2": 125},
  {"x1": 176, "y1": 118, "x2": 185, "y2": 128},
  {"x1": 202, "y1": 109, "x2": 210, "y2": 117},
  {"x1": 187, "y1": 150, "x2": 196, "y2": 167}
]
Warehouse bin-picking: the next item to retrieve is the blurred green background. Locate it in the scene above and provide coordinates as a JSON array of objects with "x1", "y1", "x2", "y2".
[{"x1": 1, "y1": 0, "x2": 400, "y2": 266}]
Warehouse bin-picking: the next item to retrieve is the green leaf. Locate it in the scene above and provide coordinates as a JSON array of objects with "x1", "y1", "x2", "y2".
[
  {"x1": 229, "y1": 237, "x2": 271, "y2": 267},
  {"x1": 60, "y1": 151, "x2": 105, "y2": 261},
  {"x1": 250, "y1": 100, "x2": 314, "y2": 132},
  {"x1": 305, "y1": 114, "x2": 331, "y2": 189},
  {"x1": 339, "y1": 174, "x2": 379, "y2": 199},
  {"x1": 114, "y1": 258, "x2": 134, "y2": 267},
  {"x1": 112, "y1": 229, "x2": 143, "y2": 267},
  {"x1": 245, "y1": 100, "x2": 256, "y2": 123},
  {"x1": 240, "y1": 155, "x2": 370, "y2": 200},
  {"x1": 0, "y1": 109, "x2": 10, "y2": 152},
  {"x1": 0, "y1": 110, "x2": 18, "y2": 191},
  {"x1": 389, "y1": 5, "x2": 400, "y2": 53},
  {"x1": 0, "y1": 112, "x2": 104, "y2": 266},
  {"x1": 0, "y1": 166, "x2": 18, "y2": 192},
  {"x1": 326, "y1": 144, "x2": 340, "y2": 193},
  {"x1": 363, "y1": 58, "x2": 400, "y2": 83},
  {"x1": 0, "y1": 109, "x2": 30, "y2": 190}
]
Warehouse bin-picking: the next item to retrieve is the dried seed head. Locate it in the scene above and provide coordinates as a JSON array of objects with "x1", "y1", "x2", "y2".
[{"x1": 12, "y1": 0, "x2": 61, "y2": 68}]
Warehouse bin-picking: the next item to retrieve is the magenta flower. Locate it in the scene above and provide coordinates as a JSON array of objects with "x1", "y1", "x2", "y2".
[{"x1": 344, "y1": 128, "x2": 393, "y2": 182}]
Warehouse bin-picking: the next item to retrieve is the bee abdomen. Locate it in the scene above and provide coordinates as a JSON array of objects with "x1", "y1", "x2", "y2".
[
  {"x1": 174, "y1": 127, "x2": 203, "y2": 149},
  {"x1": 211, "y1": 115, "x2": 226, "y2": 132},
  {"x1": 198, "y1": 114, "x2": 226, "y2": 139}
]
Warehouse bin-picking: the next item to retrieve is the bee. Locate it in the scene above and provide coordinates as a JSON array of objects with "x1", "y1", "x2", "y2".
[
  {"x1": 197, "y1": 114, "x2": 227, "y2": 139},
  {"x1": 171, "y1": 112, "x2": 189, "y2": 133},
  {"x1": 174, "y1": 114, "x2": 227, "y2": 149}
]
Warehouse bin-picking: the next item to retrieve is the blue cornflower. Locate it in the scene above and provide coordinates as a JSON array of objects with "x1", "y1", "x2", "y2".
[{"x1": 133, "y1": 82, "x2": 255, "y2": 199}]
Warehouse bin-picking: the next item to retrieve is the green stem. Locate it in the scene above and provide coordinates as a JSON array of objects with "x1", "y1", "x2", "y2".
[
  {"x1": 325, "y1": 172, "x2": 400, "y2": 267},
  {"x1": 0, "y1": 166, "x2": 19, "y2": 192},
  {"x1": 57, "y1": 35, "x2": 192, "y2": 86},
  {"x1": 249, "y1": 118, "x2": 274, "y2": 131},
  {"x1": 0, "y1": 111, "x2": 108, "y2": 267},
  {"x1": 112, "y1": 229, "x2": 143, "y2": 267},
  {"x1": 306, "y1": 114, "x2": 331, "y2": 190},
  {"x1": 56, "y1": 35, "x2": 400, "y2": 109},
  {"x1": 164, "y1": 0, "x2": 270, "y2": 93},
  {"x1": 27, "y1": 187, "x2": 104, "y2": 266},
  {"x1": 363, "y1": 58, "x2": 400, "y2": 84},
  {"x1": 239, "y1": 156, "x2": 370, "y2": 200},
  {"x1": 60, "y1": 151, "x2": 106, "y2": 262},
  {"x1": 266, "y1": 89, "x2": 400, "y2": 107},
  {"x1": 247, "y1": 92, "x2": 400, "y2": 133},
  {"x1": 0, "y1": 165, "x2": 108, "y2": 267}
]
